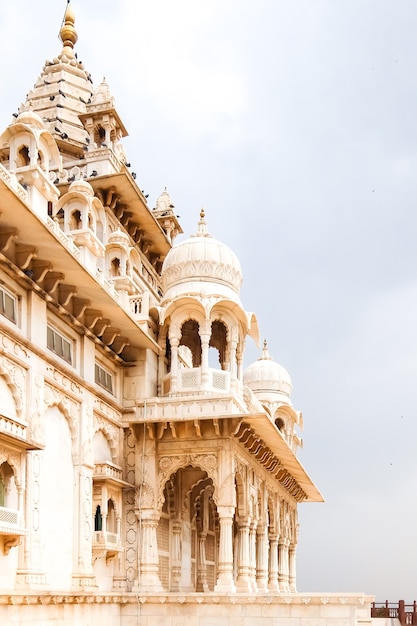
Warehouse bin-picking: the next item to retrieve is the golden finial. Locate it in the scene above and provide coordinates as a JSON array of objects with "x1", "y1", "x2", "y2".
[
  {"x1": 200, "y1": 208, "x2": 205, "y2": 220},
  {"x1": 59, "y1": 1, "x2": 78, "y2": 50}
]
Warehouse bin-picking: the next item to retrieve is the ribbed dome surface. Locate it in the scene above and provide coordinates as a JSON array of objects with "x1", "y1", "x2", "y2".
[
  {"x1": 161, "y1": 211, "x2": 242, "y2": 302},
  {"x1": 244, "y1": 342, "x2": 292, "y2": 398}
]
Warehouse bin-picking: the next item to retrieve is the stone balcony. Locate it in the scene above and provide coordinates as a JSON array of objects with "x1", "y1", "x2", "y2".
[
  {"x1": 0, "y1": 412, "x2": 41, "y2": 451},
  {"x1": 0, "y1": 506, "x2": 27, "y2": 555},
  {"x1": 92, "y1": 530, "x2": 123, "y2": 563},
  {"x1": 129, "y1": 368, "x2": 249, "y2": 426},
  {"x1": 93, "y1": 462, "x2": 133, "y2": 488}
]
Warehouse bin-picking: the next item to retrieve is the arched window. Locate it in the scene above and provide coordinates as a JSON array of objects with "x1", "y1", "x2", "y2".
[
  {"x1": 107, "y1": 499, "x2": 116, "y2": 533},
  {"x1": 17, "y1": 145, "x2": 30, "y2": 167},
  {"x1": 55, "y1": 208, "x2": 64, "y2": 229},
  {"x1": 209, "y1": 320, "x2": 227, "y2": 369},
  {"x1": 275, "y1": 417, "x2": 285, "y2": 432},
  {"x1": 69, "y1": 209, "x2": 82, "y2": 230},
  {"x1": 179, "y1": 319, "x2": 201, "y2": 367},
  {"x1": 0, "y1": 461, "x2": 16, "y2": 509},
  {"x1": 110, "y1": 257, "x2": 121, "y2": 276},
  {"x1": 94, "y1": 504, "x2": 102, "y2": 531}
]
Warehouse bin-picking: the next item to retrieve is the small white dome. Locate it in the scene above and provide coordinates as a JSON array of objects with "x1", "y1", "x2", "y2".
[
  {"x1": 68, "y1": 178, "x2": 94, "y2": 197},
  {"x1": 243, "y1": 341, "x2": 292, "y2": 399},
  {"x1": 161, "y1": 210, "x2": 242, "y2": 302},
  {"x1": 15, "y1": 109, "x2": 45, "y2": 129}
]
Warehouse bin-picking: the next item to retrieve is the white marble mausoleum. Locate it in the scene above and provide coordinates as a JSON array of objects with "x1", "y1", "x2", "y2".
[{"x1": 0, "y1": 3, "x2": 373, "y2": 625}]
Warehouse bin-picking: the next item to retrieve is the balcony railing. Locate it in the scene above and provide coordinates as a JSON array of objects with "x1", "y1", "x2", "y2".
[
  {"x1": 0, "y1": 506, "x2": 20, "y2": 528},
  {"x1": 92, "y1": 529, "x2": 123, "y2": 563},
  {"x1": 0, "y1": 506, "x2": 26, "y2": 554},
  {"x1": 94, "y1": 530, "x2": 119, "y2": 545},
  {"x1": 162, "y1": 367, "x2": 230, "y2": 396},
  {"x1": 371, "y1": 601, "x2": 417, "y2": 625},
  {"x1": 93, "y1": 462, "x2": 123, "y2": 482}
]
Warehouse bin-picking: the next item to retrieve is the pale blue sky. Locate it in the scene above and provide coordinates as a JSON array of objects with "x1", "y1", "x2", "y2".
[{"x1": 1, "y1": 0, "x2": 416, "y2": 601}]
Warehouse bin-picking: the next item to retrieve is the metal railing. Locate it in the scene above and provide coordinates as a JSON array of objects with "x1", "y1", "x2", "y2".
[{"x1": 371, "y1": 601, "x2": 417, "y2": 625}]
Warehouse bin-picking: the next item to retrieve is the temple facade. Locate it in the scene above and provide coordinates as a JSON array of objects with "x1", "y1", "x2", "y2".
[{"x1": 0, "y1": 4, "x2": 373, "y2": 625}]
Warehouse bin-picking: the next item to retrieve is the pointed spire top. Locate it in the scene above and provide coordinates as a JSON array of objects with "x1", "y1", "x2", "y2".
[
  {"x1": 196, "y1": 208, "x2": 210, "y2": 237},
  {"x1": 59, "y1": 1, "x2": 78, "y2": 53},
  {"x1": 259, "y1": 339, "x2": 272, "y2": 361}
]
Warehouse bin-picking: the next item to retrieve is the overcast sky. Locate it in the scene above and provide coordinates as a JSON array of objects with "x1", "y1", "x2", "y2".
[{"x1": 1, "y1": 0, "x2": 416, "y2": 602}]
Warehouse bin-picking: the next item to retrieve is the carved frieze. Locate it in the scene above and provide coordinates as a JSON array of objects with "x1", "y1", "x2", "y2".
[
  {"x1": 94, "y1": 398, "x2": 121, "y2": 424},
  {"x1": 45, "y1": 366, "x2": 81, "y2": 396}
]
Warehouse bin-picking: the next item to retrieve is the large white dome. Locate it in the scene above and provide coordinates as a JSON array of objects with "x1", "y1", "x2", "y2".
[
  {"x1": 160, "y1": 210, "x2": 243, "y2": 303},
  {"x1": 243, "y1": 342, "x2": 292, "y2": 401}
]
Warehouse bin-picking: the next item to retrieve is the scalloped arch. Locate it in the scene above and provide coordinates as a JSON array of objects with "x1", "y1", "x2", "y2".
[
  {"x1": 93, "y1": 424, "x2": 118, "y2": 462},
  {"x1": 157, "y1": 454, "x2": 218, "y2": 510}
]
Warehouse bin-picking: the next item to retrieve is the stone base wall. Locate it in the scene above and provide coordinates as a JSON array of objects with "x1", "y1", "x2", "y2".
[{"x1": 0, "y1": 592, "x2": 374, "y2": 626}]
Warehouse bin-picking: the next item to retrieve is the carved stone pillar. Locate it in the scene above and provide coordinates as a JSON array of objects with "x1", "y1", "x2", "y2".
[
  {"x1": 249, "y1": 520, "x2": 258, "y2": 591},
  {"x1": 15, "y1": 449, "x2": 47, "y2": 588},
  {"x1": 236, "y1": 343, "x2": 245, "y2": 382},
  {"x1": 214, "y1": 505, "x2": 236, "y2": 592},
  {"x1": 278, "y1": 537, "x2": 290, "y2": 592},
  {"x1": 169, "y1": 335, "x2": 179, "y2": 393},
  {"x1": 289, "y1": 544, "x2": 297, "y2": 592},
  {"x1": 229, "y1": 339, "x2": 239, "y2": 393},
  {"x1": 200, "y1": 330, "x2": 211, "y2": 389},
  {"x1": 157, "y1": 336, "x2": 166, "y2": 397},
  {"x1": 171, "y1": 519, "x2": 182, "y2": 591},
  {"x1": 236, "y1": 517, "x2": 251, "y2": 591},
  {"x1": 256, "y1": 523, "x2": 269, "y2": 592},
  {"x1": 268, "y1": 533, "x2": 279, "y2": 591},
  {"x1": 137, "y1": 509, "x2": 163, "y2": 592},
  {"x1": 196, "y1": 531, "x2": 208, "y2": 592}
]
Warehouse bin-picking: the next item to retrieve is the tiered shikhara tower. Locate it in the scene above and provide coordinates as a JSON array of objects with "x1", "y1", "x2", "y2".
[{"x1": 0, "y1": 4, "x2": 372, "y2": 626}]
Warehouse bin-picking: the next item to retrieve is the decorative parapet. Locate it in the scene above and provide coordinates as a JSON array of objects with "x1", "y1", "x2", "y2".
[
  {"x1": 46, "y1": 216, "x2": 81, "y2": 259},
  {"x1": 0, "y1": 591, "x2": 373, "y2": 608},
  {"x1": 0, "y1": 163, "x2": 29, "y2": 203},
  {"x1": 131, "y1": 393, "x2": 248, "y2": 423},
  {"x1": 162, "y1": 367, "x2": 231, "y2": 396},
  {"x1": 95, "y1": 268, "x2": 120, "y2": 301}
]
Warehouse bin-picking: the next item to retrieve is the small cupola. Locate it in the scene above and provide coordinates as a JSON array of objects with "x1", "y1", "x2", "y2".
[
  {"x1": 243, "y1": 341, "x2": 303, "y2": 453},
  {"x1": 157, "y1": 211, "x2": 259, "y2": 398}
]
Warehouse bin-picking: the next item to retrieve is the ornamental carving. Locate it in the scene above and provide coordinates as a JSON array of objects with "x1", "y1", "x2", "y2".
[
  {"x1": 30, "y1": 375, "x2": 45, "y2": 443},
  {"x1": 135, "y1": 482, "x2": 155, "y2": 509},
  {"x1": 0, "y1": 353, "x2": 26, "y2": 416},
  {"x1": 161, "y1": 260, "x2": 242, "y2": 292},
  {"x1": 93, "y1": 414, "x2": 119, "y2": 461},
  {"x1": 45, "y1": 366, "x2": 81, "y2": 395},
  {"x1": 0, "y1": 332, "x2": 28, "y2": 360},
  {"x1": 0, "y1": 450, "x2": 21, "y2": 488},
  {"x1": 82, "y1": 403, "x2": 94, "y2": 466},
  {"x1": 44, "y1": 383, "x2": 80, "y2": 456},
  {"x1": 216, "y1": 472, "x2": 235, "y2": 508},
  {"x1": 94, "y1": 398, "x2": 121, "y2": 423},
  {"x1": 157, "y1": 453, "x2": 218, "y2": 509}
]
